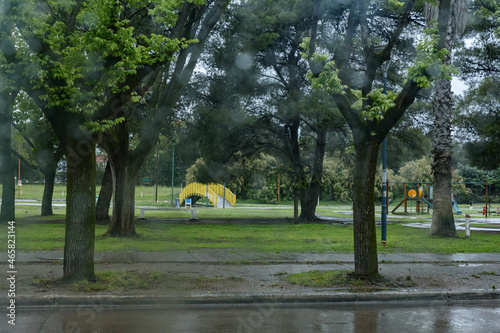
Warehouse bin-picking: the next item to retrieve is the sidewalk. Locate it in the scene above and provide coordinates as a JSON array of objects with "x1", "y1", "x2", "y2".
[
  {"x1": 9, "y1": 250, "x2": 500, "y2": 265},
  {"x1": 3, "y1": 250, "x2": 500, "y2": 306}
]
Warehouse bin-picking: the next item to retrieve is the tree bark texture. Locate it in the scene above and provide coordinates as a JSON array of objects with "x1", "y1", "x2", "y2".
[
  {"x1": 430, "y1": 76, "x2": 456, "y2": 236},
  {"x1": 0, "y1": 109, "x2": 15, "y2": 223},
  {"x1": 107, "y1": 157, "x2": 138, "y2": 237},
  {"x1": 96, "y1": 161, "x2": 113, "y2": 223},
  {"x1": 430, "y1": 12, "x2": 456, "y2": 237},
  {"x1": 63, "y1": 138, "x2": 96, "y2": 281},
  {"x1": 299, "y1": 128, "x2": 327, "y2": 220},
  {"x1": 352, "y1": 140, "x2": 380, "y2": 277},
  {"x1": 0, "y1": 121, "x2": 16, "y2": 222},
  {"x1": 41, "y1": 167, "x2": 56, "y2": 216},
  {"x1": 0, "y1": 3, "x2": 17, "y2": 224},
  {"x1": 103, "y1": 122, "x2": 142, "y2": 238},
  {"x1": 37, "y1": 144, "x2": 63, "y2": 217}
]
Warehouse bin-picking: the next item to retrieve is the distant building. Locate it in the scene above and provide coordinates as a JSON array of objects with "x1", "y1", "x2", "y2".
[{"x1": 96, "y1": 155, "x2": 108, "y2": 165}]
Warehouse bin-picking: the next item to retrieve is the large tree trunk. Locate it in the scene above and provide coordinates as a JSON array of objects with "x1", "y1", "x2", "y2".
[
  {"x1": 299, "y1": 129, "x2": 327, "y2": 220},
  {"x1": 430, "y1": 11, "x2": 456, "y2": 237},
  {"x1": 0, "y1": 108, "x2": 15, "y2": 223},
  {"x1": 96, "y1": 161, "x2": 113, "y2": 224},
  {"x1": 352, "y1": 139, "x2": 380, "y2": 277},
  {"x1": 63, "y1": 138, "x2": 96, "y2": 281},
  {"x1": 107, "y1": 157, "x2": 138, "y2": 237},
  {"x1": 41, "y1": 167, "x2": 56, "y2": 216},
  {"x1": 103, "y1": 121, "x2": 141, "y2": 237},
  {"x1": 0, "y1": 9, "x2": 17, "y2": 224},
  {"x1": 430, "y1": 77, "x2": 456, "y2": 237},
  {"x1": 299, "y1": 187, "x2": 320, "y2": 220}
]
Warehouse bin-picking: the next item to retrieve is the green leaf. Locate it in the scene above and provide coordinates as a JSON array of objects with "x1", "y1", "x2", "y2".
[
  {"x1": 407, "y1": 25, "x2": 457, "y2": 88},
  {"x1": 84, "y1": 117, "x2": 126, "y2": 133}
]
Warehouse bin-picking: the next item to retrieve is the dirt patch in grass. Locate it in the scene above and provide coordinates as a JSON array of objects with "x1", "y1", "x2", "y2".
[
  {"x1": 31, "y1": 270, "x2": 252, "y2": 296},
  {"x1": 284, "y1": 270, "x2": 416, "y2": 292}
]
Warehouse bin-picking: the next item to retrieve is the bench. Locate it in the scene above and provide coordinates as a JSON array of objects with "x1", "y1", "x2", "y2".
[{"x1": 137, "y1": 207, "x2": 197, "y2": 220}]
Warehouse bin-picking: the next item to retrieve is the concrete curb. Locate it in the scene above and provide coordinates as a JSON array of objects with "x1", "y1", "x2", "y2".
[{"x1": 9, "y1": 290, "x2": 500, "y2": 307}]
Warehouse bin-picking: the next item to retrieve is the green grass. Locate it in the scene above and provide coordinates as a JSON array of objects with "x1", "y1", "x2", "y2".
[
  {"x1": 2, "y1": 184, "x2": 499, "y2": 254},
  {"x1": 470, "y1": 224, "x2": 500, "y2": 229},
  {"x1": 67, "y1": 271, "x2": 160, "y2": 292},
  {"x1": 6, "y1": 194, "x2": 354, "y2": 220},
  {"x1": 5, "y1": 184, "x2": 184, "y2": 206},
  {"x1": 379, "y1": 224, "x2": 500, "y2": 253},
  {"x1": 3, "y1": 219, "x2": 499, "y2": 254}
]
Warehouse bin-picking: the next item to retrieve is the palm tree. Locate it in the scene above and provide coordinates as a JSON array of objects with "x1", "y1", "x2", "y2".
[{"x1": 426, "y1": 0, "x2": 468, "y2": 236}]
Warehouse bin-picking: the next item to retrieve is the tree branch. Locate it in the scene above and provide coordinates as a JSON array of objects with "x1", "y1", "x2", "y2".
[
  {"x1": 378, "y1": 80, "x2": 421, "y2": 139},
  {"x1": 11, "y1": 123, "x2": 36, "y2": 150},
  {"x1": 337, "y1": 1, "x2": 359, "y2": 82},
  {"x1": 128, "y1": 6, "x2": 150, "y2": 21},
  {"x1": 65, "y1": 0, "x2": 85, "y2": 36},
  {"x1": 10, "y1": 149, "x2": 40, "y2": 173}
]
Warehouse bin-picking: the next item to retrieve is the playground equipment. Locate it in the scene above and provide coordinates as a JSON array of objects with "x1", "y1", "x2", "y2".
[
  {"x1": 389, "y1": 180, "x2": 493, "y2": 216},
  {"x1": 391, "y1": 183, "x2": 463, "y2": 215},
  {"x1": 452, "y1": 200, "x2": 462, "y2": 214},
  {"x1": 391, "y1": 183, "x2": 434, "y2": 215},
  {"x1": 481, "y1": 205, "x2": 500, "y2": 216},
  {"x1": 451, "y1": 190, "x2": 462, "y2": 214},
  {"x1": 179, "y1": 182, "x2": 236, "y2": 208}
]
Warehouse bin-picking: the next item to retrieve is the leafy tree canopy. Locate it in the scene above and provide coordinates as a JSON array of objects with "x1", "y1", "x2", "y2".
[{"x1": 457, "y1": 77, "x2": 500, "y2": 169}]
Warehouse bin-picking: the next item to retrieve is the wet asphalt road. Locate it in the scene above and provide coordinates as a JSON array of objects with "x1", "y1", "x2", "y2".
[{"x1": 4, "y1": 301, "x2": 500, "y2": 333}]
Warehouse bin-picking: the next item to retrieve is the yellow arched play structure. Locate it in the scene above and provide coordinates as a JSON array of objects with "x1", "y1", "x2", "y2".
[{"x1": 179, "y1": 182, "x2": 236, "y2": 208}]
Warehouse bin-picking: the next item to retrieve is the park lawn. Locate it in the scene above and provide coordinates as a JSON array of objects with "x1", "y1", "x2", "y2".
[
  {"x1": 9, "y1": 201, "x2": 358, "y2": 220},
  {"x1": 2, "y1": 184, "x2": 184, "y2": 206},
  {"x1": 2, "y1": 184, "x2": 498, "y2": 253},
  {"x1": 147, "y1": 207, "x2": 299, "y2": 219},
  {"x1": 3, "y1": 220, "x2": 499, "y2": 254},
  {"x1": 8, "y1": 199, "x2": 436, "y2": 222}
]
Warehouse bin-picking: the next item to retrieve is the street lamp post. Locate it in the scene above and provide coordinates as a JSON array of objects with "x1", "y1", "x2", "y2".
[
  {"x1": 155, "y1": 144, "x2": 159, "y2": 203},
  {"x1": 18, "y1": 134, "x2": 21, "y2": 198},
  {"x1": 171, "y1": 142, "x2": 175, "y2": 207}
]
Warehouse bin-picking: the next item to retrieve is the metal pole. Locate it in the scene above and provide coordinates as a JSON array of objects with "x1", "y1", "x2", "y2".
[
  {"x1": 172, "y1": 143, "x2": 174, "y2": 207},
  {"x1": 155, "y1": 145, "x2": 158, "y2": 203},
  {"x1": 223, "y1": 182, "x2": 226, "y2": 209},
  {"x1": 382, "y1": 139, "x2": 387, "y2": 244},
  {"x1": 18, "y1": 134, "x2": 21, "y2": 198},
  {"x1": 386, "y1": 179, "x2": 390, "y2": 213}
]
